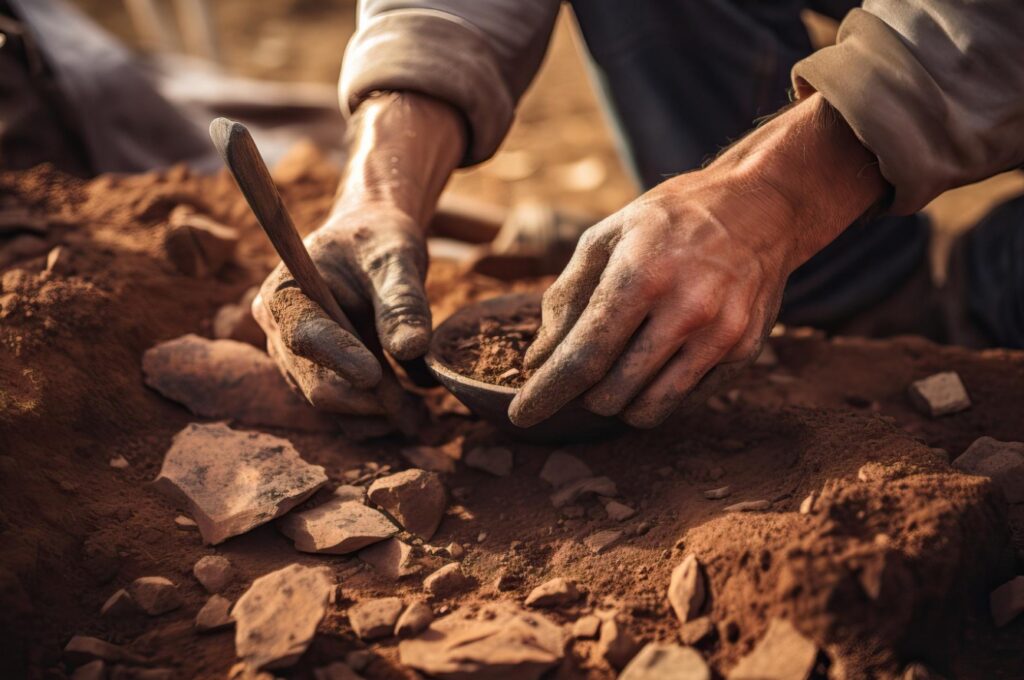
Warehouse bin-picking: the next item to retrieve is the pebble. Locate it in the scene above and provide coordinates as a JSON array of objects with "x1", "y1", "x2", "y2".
[
  {"x1": 679, "y1": 616, "x2": 715, "y2": 646},
  {"x1": 908, "y1": 371, "x2": 971, "y2": 417},
  {"x1": 584, "y1": 529, "x2": 624, "y2": 554},
  {"x1": 63, "y1": 636, "x2": 145, "y2": 667},
  {"x1": 703, "y1": 486, "x2": 731, "y2": 500},
  {"x1": 799, "y1": 492, "x2": 817, "y2": 515},
  {"x1": 603, "y1": 500, "x2": 636, "y2": 521},
  {"x1": 525, "y1": 577, "x2": 580, "y2": 608},
  {"x1": 990, "y1": 575, "x2": 1024, "y2": 627},
  {"x1": 572, "y1": 615, "x2": 602, "y2": 639},
  {"x1": 597, "y1": 618, "x2": 641, "y2": 670},
  {"x1": 196, "y1": 595, "x2": 234, "y2": 632},
  {"x1": 447, "y1": 542, "x2": 465, "y2": 559},
  {"x1": 349, "y1": 597, "x2": 404, "y2": 640},
  {"x1": 100, "y1": 589, "x2": 137, "y2": 618},
  {"x1": 668, "y1": 554, "x2": 705, "y2": 624},
  {"x1": 400, "y1": 446, "x2": 456, "y2": 474},
  {"x1": 127, "y1": 576, "x2": 181, "y2": 616},
  {"x1": 952, "y1": 437, "x2": 1024, "y2": 503},
  {"x1": 154, "y1": 422, "x2": 327, "y2": 545},
  {"x1": 395, "y1": 600, "x2": 434, "y2": 637},
  {"x1": 359, "y1": 538, "x2": 419, "y2": 580},
  {"x1": 423, "y1": 563, "x2": 471, "y2": 597},
  {"x1": 109, "y1": 456, "x2": 129, "y2": 469},
  {"x1": 618, "y1": 642, "x2": 710, "y2": 680},
  {"x1": 174, "y1": 515, "x2": 197, "y2": 529},
  {"x1": 464, "y1": 446, "x2": 514, "y2": 476},
  {"x1": 333, "y1": 485, "x2": 366, "y2": 503},
  {"x1": 724, "y1": 500, "x2": 771, "y2": 513},
  {"x1": 193, "y1": 555, "x2": 233, "y2": 593},
  {"x1": 551, "y1": 476, "x2": 618, "y2": 508},
  {"x1": 368, "y1": 469, "x2": 447, "y2": 541},
  {"x1": 279, "y1": 497, "x2": 396, "y2": 554},
  {"x1": 539, "y1": 451, "x2": 593, "y2": 487},
  {"x1": 727, "y1": 618, "x2": 817, "y2": 680}
]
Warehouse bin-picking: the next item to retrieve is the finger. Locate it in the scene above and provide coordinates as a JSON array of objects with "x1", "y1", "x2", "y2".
[
  {"x1": 360, "y1": 240, "x2": 432, "y2": 361},
  {"x1": 523, "y1": 224, "x2": 615, "y2": 370}
]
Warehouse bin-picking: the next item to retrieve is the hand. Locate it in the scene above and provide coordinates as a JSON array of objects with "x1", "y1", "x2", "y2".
[{"x1": 509, "y1": 94, "x2": 888, "y2": 428}]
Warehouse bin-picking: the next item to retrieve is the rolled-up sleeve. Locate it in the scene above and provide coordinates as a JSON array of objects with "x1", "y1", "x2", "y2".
[
  {"x1": 792, "y1": 1, "x2": 1024, "y2": 214},
  {"x1": 340, "y1": 0, "x2": 561, "y2": 165}
]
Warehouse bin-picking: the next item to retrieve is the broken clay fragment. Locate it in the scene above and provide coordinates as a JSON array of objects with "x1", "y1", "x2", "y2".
[
  {"x1": 196, "y1": 595, "x2": 234, "y2": 632},
  {"x1": 668, "y1": 554, "x2": 705, "y2": 624},
  {"x1": 348, "y1": 597, "x2": 404, "y2": 640},
  {"x1": 524, "y1": 577, "x2": 580, "y2": 608},
  {"x1": 618, "y1": 642, "x2": 710, "y2": 680},
  {"x1": 952, "y1": 437, "x2": 1024, "y2": 504},
  {"x1": 279, "y1": 497, "x2": 396, "y2": 554},
  {"x1": 127, "y1": 576, "x2": 181, "y2": 616},
  {"x1": 727, "y1": 618, "x2": 818, "y2": 680},
  {"x1": 368, "y1": 469, "x2": 446, "y2": 541},
  {"x1": 908, "y1": 371, "x2": 971, "y2": 417}
]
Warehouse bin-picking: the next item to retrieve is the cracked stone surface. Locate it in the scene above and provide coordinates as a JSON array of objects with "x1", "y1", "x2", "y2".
[
  {"x1": 279, "y1": 497, "x2": 396, "y2": 554},
  {"x1": 368, "y1": 469, "x2": 446, "y2": 541}
]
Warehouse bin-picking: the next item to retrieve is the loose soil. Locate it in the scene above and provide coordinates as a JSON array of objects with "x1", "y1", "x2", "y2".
[
  {"x1": 436, "y1": 303, "x2": 541, "y2": 388},
  {"x1": 1, "y1": 156, "x2": 1023, "y2": 679}
]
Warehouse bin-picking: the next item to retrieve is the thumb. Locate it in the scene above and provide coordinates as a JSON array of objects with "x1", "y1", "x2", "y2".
[{"x1": 363, "y1": 237, "x2": 432, "y2": 361}]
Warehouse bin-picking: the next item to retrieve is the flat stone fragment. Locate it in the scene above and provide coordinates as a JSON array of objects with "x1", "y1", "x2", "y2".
[
  {"x1": 143, "y1": 335, "x2": 332, "y2": 432},
  {"x1": 279, "y1": 498, "x2": 396, "y2": 554},
  {"x1": 680, "y1": 617, "x2": 715, "y2": 646},
  {"x1": 127, "y1": 576, "x2": 181, "y2": 616},
  {"x1": 953, "y1": 437, "x2": 1024, "y2": 503},
  {"x1": 724, "y1": 500, "x2": 771, "y2": 513},
  {"x1": 196, "y1": 594, "x2": 234, "y2": 632},
  {"x1": 359, "y1": 538, "x2": 419, "y2": 580},
  {"x1": 175, "y1": 515, "x2": 197, "y2": 529},
  {"x1": 540, "y1": 451, "x2": 592, "y2": 487},
  {"x1": 313, "y1": 663, "x2": 364, "y2": 680},
  {"x1": 396, "y1": 601, "x2": 434, "y2": 637},
  {"x1": 401, "y1": 446, "x2": 457, "y2": 474},
  {"x1": 990, "y1": 576, "x2": 1024, "y2": 627},
  {"x1": 584, "y1": 529, "x2": 624, "y2": 554},
  {"x1": 423, "y1": 563, "x2": 471, "y2": 597},
  {"x1": 727, "y1": 618, "x2": 818, "y2": 680},
  {"x1": 603, "y1": 500, "x2": 636, "y2": 521},
  {"x1": 109, "y1": 456, "x2": 130, "y2": 469},
  {"x1": 572, "y1": 615, "x2": 601, "y2": 639},
  {"x1": 704, "y1": 486, "x2": 731, "y2": 500},
  {"x1": 368, "y1": 469, "x2": 446, "y2": 541},
  {"x1": 464, "y1": 446, "x2": 514, "y2": 476},
  {"x1": 399, "y1": 603, "x2": 564, "y2": 680},
  {"x1": 154, "y1": 422, "x2": 327, "y2": 545},
  {"x1": 234, "y1": 564, "x2": 334, "y2": 670},
  {"x1": 334, "y1": 485, "x2": 366, "y2": 503},
  {"x1": 668, "y1": 555, "x2": 705, "y2": 624},
  {"x1": 349, "y1": 597, "x2": 404, "y2": 640},
  {"x1": 908, "y1": 371, "x2": 971, "y2": 417},
  {"x1": 64, "y1": 636, "x2": 145, "y2": 667},
  {"x1": 100, "y1": 589, "x2": 137, "y2": 618},
  {"x1": 194, "y1": 555, "x2": 233, "y2": 593},
  {"x1": 71, "y1": 660, "x2": 106, "y2": 680},
  {"x1": 551, "y1": 476, "x2": 618, "y2": 508},
  {"x1": 525, "y1": 577, "x2": 580, "y2": 608},
  {"x1": 619, "y1": 643, "x2": 711, "y2": 680},
  {"x1": 597, "y1": 618, "x2": 641, "y2": 670}
]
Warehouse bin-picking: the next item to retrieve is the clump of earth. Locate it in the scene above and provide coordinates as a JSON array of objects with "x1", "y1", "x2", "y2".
[{"x1": 435, "y1": 301, "x2": 541, "y2": 387}]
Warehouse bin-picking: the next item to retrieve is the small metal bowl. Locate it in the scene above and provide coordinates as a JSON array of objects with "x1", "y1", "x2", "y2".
[{"x1": 425, "y1": 292, "x2": 625, "y2": 443}]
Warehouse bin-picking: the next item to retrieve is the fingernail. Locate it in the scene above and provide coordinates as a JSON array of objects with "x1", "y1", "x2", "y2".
[{"x1": 387, "y1": 324, "x2": 430, "y2": 361}]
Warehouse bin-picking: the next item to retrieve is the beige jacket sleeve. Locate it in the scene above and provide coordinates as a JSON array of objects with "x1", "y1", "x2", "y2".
[
  {"x1": 339, "y1": 0, "x2": 560, "y2": 166},
  {"x1": 793, "y1": 1, "x2": 1024, "y2": 214}
]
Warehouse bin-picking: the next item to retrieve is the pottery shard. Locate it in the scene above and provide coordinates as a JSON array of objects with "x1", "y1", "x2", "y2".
[
  {"x1": 368, "y1": 469, "x2": 446, "y2": 541},
  {"x1": 127, "y1": 576, "x2": 181, "y2": 616},
  {"x1": 551, "y1": 476, "x2": 617, "y2": 508},
  {"x1": 64, "y1": 636, "x2": 146, "y2": 667},
  {"x1": 143, "y1": 335, "x2": 332, "y2": 432},
  {"x1": 908, "y1": 371, "x2": 971, "y2": 417},
  {"x1": 727, "y1": 618, "x2": 818, "y2": 680},
  {"x1": 953, "y1": 437, "x2": 1024, "y2": 504},
  {"x1": 359, "y1": 538, "x2": 419, "y2": 579},
  {"x1": 154, "y1": 422, "x2": 327, "y2": 545},
  {"x1": 572, "y1": 615, "x2": 601, "y2": 639},
  {"x1": 990, "y1": 575, "x2": 1024, "y2": 627},
  {"x1": 423, "y1": 563, "x2": 470, "y2": 597},
  {"x1": 194, "y1": 555, "x2": 233, "y2": 593},
  {"x1": 396, "y1": 601, "x2": 434, "y2": 637},
  {"x1": 234, "y1": 564, "x2": 334, "y2": 670},
  {"x1": 597, "y1": 618, "x2": 641, "y2": 670},
  {"x1": 279, "y1": 498, "x2": 396, "y2": 554},
  {"x1": 349, "y1": 597, "x2": 404, "y2": 640},
  {"x1": 213, "y1": 287, "x2": 264, "y2": 347},
  {"x1": 525, "y1": 577, "x2": 580, "y2": 608},
  {"x1": 668, "y1": 555, "x2": 705, "y2": 624},
  {"x1": 619, "y1": 643, "x2": 711, "y2": 680},
  {"x1": 464, "y1": 447, "x2": 514, "y2": 476},
  {"x1": 196, "y1": 594, "x2": 234, "y2": 632},
  {"x1": 540, "y1": 451, "x2": 593, "y2": 487},
  {"x1": 399, "y1": 603, "x2": 564, "y2": 680}
]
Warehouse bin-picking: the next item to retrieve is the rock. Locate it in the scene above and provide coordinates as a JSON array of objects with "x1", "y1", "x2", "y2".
[
  {"x1": 71, "y1": 660, "x2": 106, "y2": 680},
  {"x1": 395, "y1": 601, "x2": 434, "y2": 637},
  {"x1": 63, "y1": 636, "x2": 145, "y2": 667},
  {"x1": 447, "y1": 542, "x2": 465, "y2": 559},
  {"x1": 399, "y1": 603, "x2": 564, "y2": 680},
  {"x1": 359, "y1": 538, "x2": 419, "y2": 580},
  {"x1": 799, "y1": 492, "x2": 817, "y2": 515},
  {"x1": 333, "y1": 485, "x2": 366, "y2": 503},
  {"x1": 464, "y1": 446, "x2": 513, "y2": 476},
  {"x1": 196, "y1": 594, "x2": 234, "y2": 632},
  {"x1": 164, "y1": 205, "x2": 239, "y2": 276},
  {"x1": 551, "y1": 476, "x2": 617, "y2": 508},
  {"x1": 704, "y1": 486, "x2": 731, "y2": 500},
  {"x1": 423, "y1": 563, "x2": 470, "y2": 597},
  {"x1": 990, "y1": 575, "x2": 1024, "y2": 627},
  {"x1": 143, "y1": 335, "x2": 332, "y2": 432},
  {"x1": 349, "y1": 597, "x2": 404, "y2": 640},
  {"x1": 952, "y1": 437, "x2": 1024, "y2": 503},
  {"x1": 908, "y1": 371, "x2": 971, "y2": 417},
  {"x1": 127, "y1": 577, "x2": 181, "y2": 616},
  {"x1": 724, "y1": 500, "x2": 771, "y2": 513},
  {"x1": 727, "y1": 618, "x2": 818, "y2": 680},
  {"x1": 400, "y1": 446, "x2": 457, "y2": 474},
  {"x1": 572, "y1": 615, "x2": 601, "y2": 639},
  {"x1": 193, "y1": 556, "x2": 233, "y2": 593},
  {"x1": 525, "y1": 577, "x2": 580, "y2": 608},
  {"x1": 234, "y1": 564, "x2": 334, "y2": 670},
  {"x1": 279, "y1": 497, "x2": 396, "y2": 554},
  {"x1": 668, "y1": 555, "x2": 705, "y2": 624},
  {"x1": 175, "y1": 514, "x2": 197, "y2": 529},
  {"x1": 154, "y1": 422, "x2": 327, "y2": 545},
  {"x1": 618, "y1": 643, "x2": 710, "y2": 680},
  {"x1": 603, "y1": 500, "x2": 636, "y2": 521},
  {"x1": 679, "y1": 617, "x2": 715, "y2": 646},
  {"x1": 597, "y1": 618, "x2": 641, "y2": 669},
  {"x1": 100, "y1": 589, "x2": 137, "y2": 618},
  {"x1": 313, "y1": 663, "x2": 364, "y2": 680},
  {"x1": 368, "y1": 469, "x2": 446, "y2": 541},
  {"x1": 584, "y1": 529, "x2": 624, "y2": 554},
  {"x1": 540, "y1": 451, "x2": 593, "y2": 487},
  {"x1": 109, "y1": 456, "x2": 130, "y2": 469},
  {"x1": 213, "y1": 287, "x2": 264, "y2": 347}
]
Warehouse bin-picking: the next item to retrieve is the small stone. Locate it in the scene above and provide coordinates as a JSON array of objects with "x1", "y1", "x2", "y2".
[
  {"x1": 799, "y1": 492, "x2": 817, "y2": 515},
  {"x1": 551, "y1": 476, "x2": 617, "y2": 508},
  {"x1": 603, "y1": 500, "x2": 636, "y2": 521},
  {"x1": 597, "y1": 618, "x2": 641, "y2": 669},
  {"x1": 727, "y1": 618, "x2": 818, "y2": 680},
  {"x1": 703, "y1": 486, "x2": 731, "y2": 500},
  {"x1": 990, "y1": 575, "x2": 1024, "y2": 627},
  {"x1": 313, "y1": 663, "x2": 364, "y2": 680},
  {"x1": 585, "y1": 529, "x2": 624, "y2": 554},
  {"x1": 464, "y1": 446, "x2": 513, "y2": 476},
  {"x1": 213, "y1": 287, "x2": 264, "y2": 347},
  {"x1": 349, "y1": 597, "x2": 404, "y2": 640},
  {"x1": 525, "y1": 577, "x2": 580, "y2": 608},
  {"x1": 234, "y1": 564, "x2": 334, "y2": 670},
  {"x1": 679, "y1": 617, "x2": 715, "y2": 646},
  {"x1": 154, "y1": 422, "x2": 327, "y2": 545},
  {"x1": 279, "y1": 498, "x2": 396, "y2": 554},
  {"x1": 447, "y1": 542, "x2": 464, "y2": 559},
  {"x1": 368, "y1": 469, "x2": 446, "y2": 541},
  {"x1": 100, "y1": 589, "x2": 137, "y2": 618},
  {"x1": 423, "y1": 563, "x2": 470, "y2": 597},
  {"x1": 175, "y1": 515, "x2": 197, "y2": 529},
  {"x1": 953, "y1": 437, "x2": 1024, "y2": 503},
  {"x1": 395, "y1": 601, "x2": 434, "y2": 636},
  {"x1": 109, "y1": 456, "x2": 129, "y2": 469},
  {"x1": 476, "y1": 531, "x2": 488, "y2": 543},
  {"x1": 499, "y1": 367, "x2": 520, "y2": 381},
  {"x1": 63, "y1": 636, "x2": 145, "y2": 667},
  {"x1": 724, "y1": 500, "x2": 771, "y2": 513},
  {"x1": 668, "y1": 554, "x2": 705, "y2": 624},
  {"x1": 127, "y1": 577, "x2": 181, "y2": 616},
  {"x1": 401, "y1": 445, "x2": 457, "y2": 474},
  {"x1": 539, "y1": 451, "x2": 592, "y2": 487},
  {"x1": 618, "y1": 642, "x2": 710, "y2": 680},
  {"x1": 71, "y1": 660, "x2": 106, "y2": 680},
  {"x1": 572, "y1": 615, "x2": 601, "y2": 639},
  {"x1": 193, "y1": 555, "x2": 233, "y2": 593},
  {"x1": 196, "y1": 594, "x2": 234, "y2": 632},
  {"x1": 359, "y1": 538, "x2": 419, "y2": 579},
  {"x1": 333, "y1": 485, "x2": 366, "y2": 503},
  {"x1": 908, "y1": 371, "x2": 971, "y2": 417}
]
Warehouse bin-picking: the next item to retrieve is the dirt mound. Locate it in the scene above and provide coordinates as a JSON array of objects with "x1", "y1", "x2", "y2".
[{"x1": 435, "y1": 299, "x2": 541, "y2": 387}]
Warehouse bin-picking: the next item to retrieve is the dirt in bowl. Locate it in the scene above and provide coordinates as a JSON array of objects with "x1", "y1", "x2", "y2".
[{"x1": 437, "y1": 300, "x2": 542, "y2": 387}]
